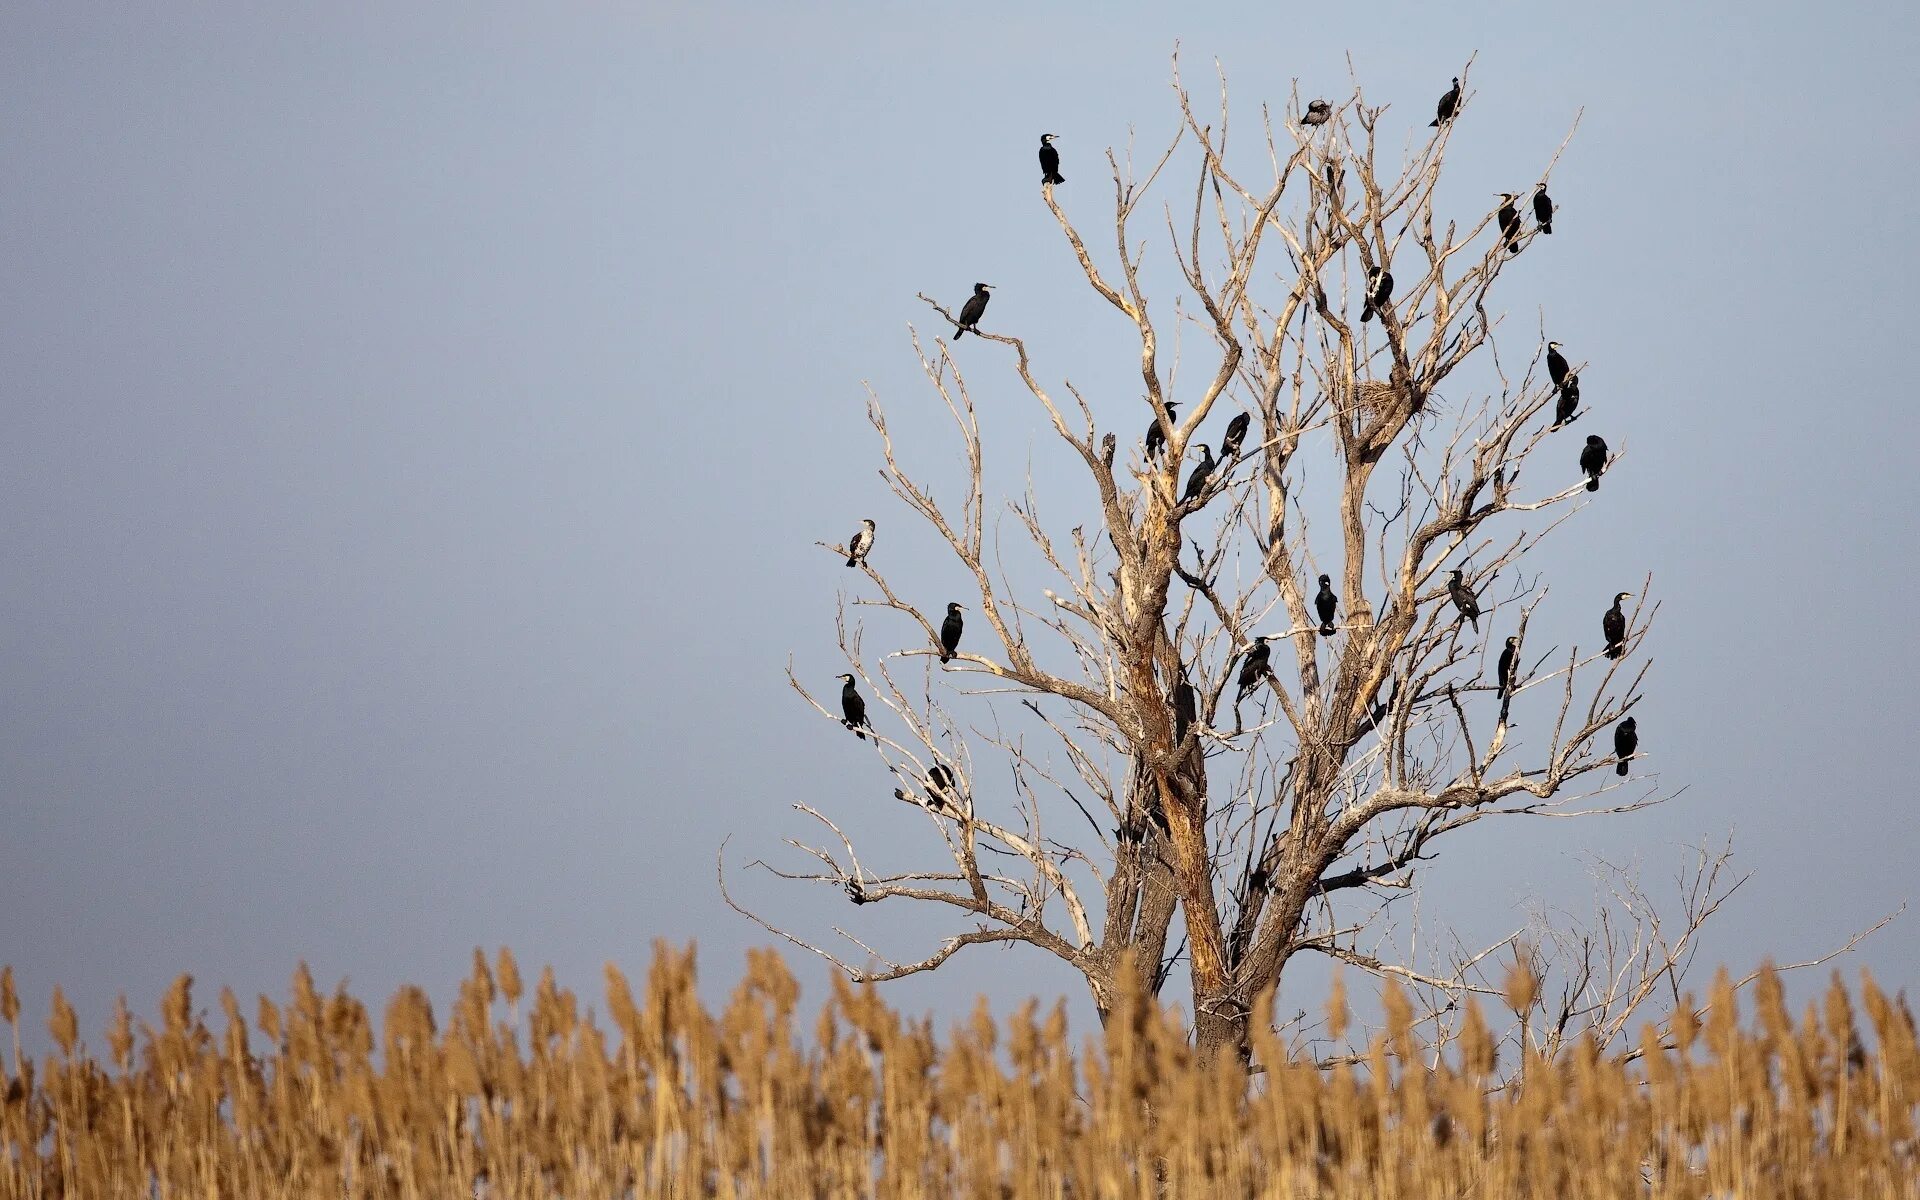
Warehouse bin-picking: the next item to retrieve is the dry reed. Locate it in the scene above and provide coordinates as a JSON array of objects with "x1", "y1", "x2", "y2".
[{"x1": 1, "y1": 948, "x2": 1915, "y2": 1198}]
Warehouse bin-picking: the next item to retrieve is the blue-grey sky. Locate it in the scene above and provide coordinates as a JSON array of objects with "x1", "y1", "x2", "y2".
[{"x1": 3, "y1": 2, "x2": 1916, "y2": 1042}]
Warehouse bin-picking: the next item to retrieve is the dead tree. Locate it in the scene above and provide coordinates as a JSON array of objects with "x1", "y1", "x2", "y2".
[{"x1": 727, "y1": 59, "x2": 1697, "y2": 1064}]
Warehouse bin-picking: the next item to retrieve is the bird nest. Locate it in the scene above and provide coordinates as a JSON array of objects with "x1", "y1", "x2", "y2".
[{"x1": 1355, "y1": 378, "x2": 1408, "y2": 415}]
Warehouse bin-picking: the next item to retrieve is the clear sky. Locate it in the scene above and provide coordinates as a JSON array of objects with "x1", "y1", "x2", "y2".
[{"x1": 3, "y1": 2, "x2": 1916, "y2": 1043}]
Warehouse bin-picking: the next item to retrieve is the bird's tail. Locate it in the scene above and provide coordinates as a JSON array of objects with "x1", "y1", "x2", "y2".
[
  {"x1": 1470, "y1": 617, "x2": 1479, "y2": 632},
  {"x1": 1540, "y1": 220, "x2": 1553, "y2": 235},
  {"x1": 1617, "y1": 758, "x2": 1630, "y2": 776},
  {"x1": 1046, "y1": 172, "x2": 1065, "y2": 184},
  {"x1": 1587, "y1": 478, "x2": 1600, "y2": 492},
  {"x1": 1320, "y1": 623, "x2": 1334, "y2": 637},
  {"x1": 940, "y1": 652, "x2": 951, "y2": 664},
  {"x1": 1362, "y1": 303, "x2": 1374, "y2": 323},
  {"x1": 1607, "y1": 645, "x2": 1624, "y2": 660},
  {"x1": 953, "y1": 327, "x2": 966, "y2": 339},
  {"x1": 846, "y1": 556, "x2": 857, "y2": 567},
  {"x1": 1429, "y1": 117, "x2": 1441, "y2": 128}
]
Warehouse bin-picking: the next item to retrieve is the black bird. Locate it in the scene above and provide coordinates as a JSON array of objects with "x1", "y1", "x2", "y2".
[
  {"x1": 928, "y1": 762, "x2": 956, "y2": 808},
  {"x1": 1362, "y1": 266, "x2": 1394, "y2": 323},
  {"x1": 1145, "y1": 401, "x2": 1179, "y2": 462},
  {"x1": 1580, "y1": 435, "x2": 1609, "y2": 491},
  {"x1": 1315, "y1": 575, "x2": 1338, "y2": 636},
  {"x1": 1235, "y1": 636, "x2": 1273, "y2": 703},
  {"x1": 1173, "y1": 677, "x2": 1198, "y2": 743},
  {"x1": 1431, "y1": 77, "x2": 1461, "y2": 127},
  {"x1": 837, "y1": 673, "x2": 872, "y2": 740},
  {"x1": 1038, "y1": 134, "x2": 1064, "y2": 185},
  {"x1": 1546, "y1": 341, "x2": 1571, "y2": 390},
  {"x1": 1359, "y1": 677, "x2": 1401, "y2": 734},
  {"x1": 1613, "y1": 716, "x2": 1638, "y2": 776},
  {"x1": 939, "y1": 602, "x2": 965, "y2": 663},
  {"x1": 1100, "y1": 431, "x2": 1117, "y2": 467},
  {"x1": 1219, "y1": 411, "x2": 1251, "y2": 460},
  {"x1": 1497, "y1": 193, "x2": 1523, "y2": 254},
  {"x1": 846, "y1": 518, "x2": 876, "y2": 568},
  {"x1": 1496, "y1": 636, "x2": 1520, "y2": 700},
  {"x1": 1603, "y1": 592, "x2": 1631, "y2": 660},
  {"x1": 1553, "y1": 373, "x2": 1580, "y2": 428},
  {"x1": 1302, "y1": 99, "x2": 1332, "y2": 127},
  {"x1": 1533, "y1": 185, "x2": 1554, "y2": 235},
  {"x1": 954, "y1": 283, "x2": 993, "y2": 338},
  {"x1": 1182, "y1": 443, "x2": 1217, "y2": 503},
  {"x1": 1447, "y1": 568, "x2": 1481, "y2": 632}
]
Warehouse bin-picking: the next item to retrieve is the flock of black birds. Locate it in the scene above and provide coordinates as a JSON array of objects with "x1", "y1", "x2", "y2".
[{"x1": 826, "y1": 74, "x2": 1641, "y2": 786}]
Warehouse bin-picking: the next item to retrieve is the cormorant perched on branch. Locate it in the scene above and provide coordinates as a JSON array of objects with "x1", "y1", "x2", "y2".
[
  {"x1": 1182, "y1": 443, "x2": 1216, "y2": 503},
  {"x1": 1614, "y1": 717, "x2": 1638, "y2": 775},
  {"x1": 1496, "y1": 636, "x2": 1520, "y2": 700},
  {"x1": 1546, "y1": 341, "x2": 1571, "y2": 390},
  {"x1": 846, "y1": 518, "x2": 875, "y2": 568},
  {"x1": 1357, "y1": 677, "x2": 1400, "y2": 735},
  {"x1": 1533, "y1": 185, "x2": 1554, "y2": 235},
  {"x1": 1219, "y1": 411, "x2": 1250, "y2": 460},
  {"x1": 837, "y1": 673, "x2": 872, "y2": 740},
  {"x1": 1145, "y1": 402, "x2": 1178, "y2": 462},
  {"x1": 1580, "y1": 435, "x2": 1609, "y2": 491},
  {"x1": 953, "y1": 283, "x2": 993, "y2": 338},
  {"x1": 1553, "y1": 374, "x2": 1580, "y2": 428},
  {"x1": 1603, "y1": 593, "x2": 1630, "y2": 660},
  {"x1": 1447, "y1": 568, "x2": 1481, "y2": 632},
  {"x1": 939, "y1": 602, "x2": 965, "y2": 663},
  {"x1": 1038, "y1": 134, "x2": 1064, "y2": 185},
  {"x1": 1235, "y1": 636, "x2": 1273, "y2": 703},
  {"x1": 1315, "y1": 575, "x2": 1338, "y2": 636},
  {"x1": 1173, "y1": 677, "x2": 1198, "y2": 743},
  {"x1": 1362, "y1": 266, "x2": 1393, "y2": 323},
  {"x1": 1431, "y1": 77, "x2": 1461, "y2": 127},
  {"x1": 1302, "y1": 99, "x2": 1332, "y2": 127},
  {"x1": 928, "y1": 762, "x2": 955, "y2": 805},
  {"x1": 1497, "y1": 194, "x2": 1523, "y2": 254}
]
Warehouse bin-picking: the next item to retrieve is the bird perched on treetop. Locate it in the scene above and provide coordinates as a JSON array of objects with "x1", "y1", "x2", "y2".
[
  {"x1": 1603, "y1": 592, "x2": 1631, "y2": 660},
  {"x1": 954, "y1": 283, "x2": 993, "y2": 338},
  {"x1": 1496, "y1": 635, "x2": 1520, "y2": 700},
  {"x1": 939, "y1": 602, "x2": 965, "y2": 663},
  {"x1": 1100, "y1": 431, "x2": 1117, "y2": 467},
  {"x1": 846, "y1": 519, "x2": 875, "y2": 568},
  {"x1": 1362, "y1": 266, "x2": 1393, "y2": 323},
  {"x1": 837, "y1": 674, "x2": 872, "y2": 740},
  {"x1": 1580, "y1": 435, "x2": 1609, "y2": 491},
  {"x1": 1448, "y1": 568, "x2": 1481, "y2": 632},
  {"x1": 1533, "y1": 184, "x2": 1554, "y2": 235},
  {"x1": 1302, "y1": 99, "x2": 1332, "y2": 127},
  {"x1": 1145, "y1": 402, "x2": 1178, "y2": 463},
  {"x1": 1546, "y1": 341, "x2": 1571, "y2": 390},
  {"x1": 1235, "y1": 636, "x2": 1273, "y2": 703},
  {"x1": 1497, "y1": 194, "x2": 1523, "y2": 254},
  {"x1": 1431, "y1": 77, "x2": 1461, "y2": 127},
  {"x1": 1614, "y1": 716, "x2": 1639, "y2": 776},
  {"x1": 1038, "y1": 134, "x2": 1064, "y2": 185},
  {"x1": 1219, "y1": 411, "x2": 1251, "y2": 460},
  {"x1": 1315, "y1": 575, "x2": 1339, "y2": 637},
  {"x1": 1182, "y1": 443, "x2": 1217, "y2": 503}
]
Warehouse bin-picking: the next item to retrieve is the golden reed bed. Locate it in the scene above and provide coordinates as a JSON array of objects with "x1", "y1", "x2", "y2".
[{"x1": 2, "y1": 944, "x2": 1915, "y2": 1197}]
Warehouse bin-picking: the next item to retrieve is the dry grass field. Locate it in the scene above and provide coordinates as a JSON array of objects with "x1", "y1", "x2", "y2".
[{"x1": 2, "y1": 944, "x2": 1915, "y2": 1197}]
